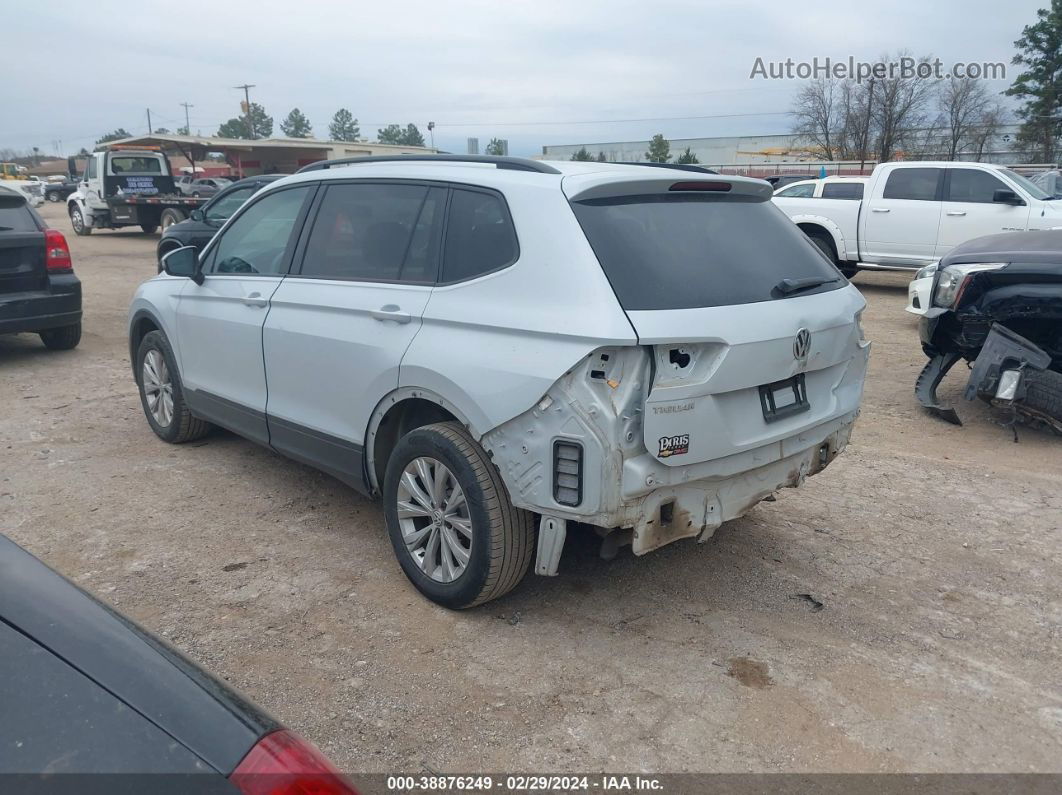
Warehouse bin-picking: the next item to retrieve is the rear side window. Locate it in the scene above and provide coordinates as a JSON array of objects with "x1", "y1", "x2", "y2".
[
  {"x1": 440, "y1": 188, "x2": 518, "y2": 283},
  {"x1": 0, "y1": 198, "x2": 39, "y2": 232},
  {"x1": 946, "y1": 169, "x2": 1008, "y2": 203},
  {"x1": 300, "y1": 183, "x2": 444, "y2": 283},
  {"x1": 821, "y1": 182, "x2": 864, "y2": 200},
  {"x1": 572, "y1": 194, "x2": 842, "y2": 311},
  {"x1": 882, "y1": 168, "x2": 941, "y2": 201}
]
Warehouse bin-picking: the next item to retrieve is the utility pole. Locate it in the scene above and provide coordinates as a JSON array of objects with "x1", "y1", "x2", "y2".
[
  {"x1": 180, "y1": 102, "x2": 193, "y2": 134},
  {"x1": 427, "y1": 121, "x2": 435, "y2": 150},
  {"x1": 146, "y1": 108, "x2": 153, "y2": 135},
  {"x1": 233, "y1": 84, "x2": 256, "y2": 139}
]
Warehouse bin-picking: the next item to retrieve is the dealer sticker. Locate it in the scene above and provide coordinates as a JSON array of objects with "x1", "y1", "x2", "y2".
[{"x1": 658, "y1": 434, "x2": 690, "y2": 457}]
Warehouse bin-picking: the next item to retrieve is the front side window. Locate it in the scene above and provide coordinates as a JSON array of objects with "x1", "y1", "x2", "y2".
[
  {"x1": 205, "y1": 187, "x2": 256, "y2": 225},
  {"x1": 882, "y1": 168, "x2": 942, "y2": 201},
  {"x1": 946, "y1": 169, "x2": 1009, "y2": 203},
  {"x1": 85, "y1": 158, "x2": 97, "y2": 180},
  {"x1": 776, "y1": 183, "x2": 814, "y2": 198},
  {"x1": 300, "y1": 183, "x2": 444, "y2": 283},
  {"x1": 207, "y1": 186, "x2": 311, "y2": 275},
  {"x1": 440, "y1": 188, "x2": 519, "y2": 283}
]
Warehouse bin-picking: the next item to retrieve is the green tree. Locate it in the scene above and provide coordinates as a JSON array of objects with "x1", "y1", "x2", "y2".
[
  {"x1": 329, "y1": 108, "x2": 360, "y2": 141},
  {"x1": 401, "y1": 123, "x2": 425, "y2": 146},
  {"x1": 153, "y1": 127, "x2": 171, "y2": 135},
  {"x1": 377, "y1": 123, "x2": 425, "y2": 146},
  {"x1": 645, "y1": 133, "x2": 671, "y2": 163},
  {"x1": 676, "y1": 147, "x2": 700, "y2": 164},
  {"x1": 95, "y1": 128, "x2": 132, "y2": 145},
  {"x1": 1005, "y1": 0, "x2": 1062, "y2": 162},
  {"x1": 280, "y1": 108, "x2": 313, "y2": 138},
  {"x1": 176, "y1": 125, "x2": 190, "y2": 136},
  {"x1": 596, "y1": 151, "x2": 607, "y2": 162},
  {"x1": 570, "y1": 146, "x2": 594, "y2": 161},
  {"x1": 485, "y1": 137, "x2": 506, "y2": 155},
  {"x1": 217, "y1": 103, "x2": 273, "y2": 139}
]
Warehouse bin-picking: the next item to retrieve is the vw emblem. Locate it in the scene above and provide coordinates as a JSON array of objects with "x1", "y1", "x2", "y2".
[{"x1": 793, "y1": 328, "x2": 811, "y2": 361}]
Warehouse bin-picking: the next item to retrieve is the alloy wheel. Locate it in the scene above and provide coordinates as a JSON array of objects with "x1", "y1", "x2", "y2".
[
  {"x1": 396, "y1": 457, "x2": 472, "y2": 583},
  {"x1": 142, "y1": 349, "x2": 174, "y2": 427}
]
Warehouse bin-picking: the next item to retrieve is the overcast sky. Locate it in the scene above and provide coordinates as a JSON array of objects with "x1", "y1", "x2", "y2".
[{"x1": 4, "y1": 0, "x2": 1045, "y2": 157}]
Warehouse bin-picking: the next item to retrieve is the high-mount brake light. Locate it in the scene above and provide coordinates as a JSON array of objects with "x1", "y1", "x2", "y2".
[{"x1": 668, "y1": 181, "x2": 732, "y2": 192}]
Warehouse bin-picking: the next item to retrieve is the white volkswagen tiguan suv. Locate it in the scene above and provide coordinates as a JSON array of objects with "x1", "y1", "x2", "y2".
[{"x1": 129, "y1": 156, "x2": 870, "y2": 608}]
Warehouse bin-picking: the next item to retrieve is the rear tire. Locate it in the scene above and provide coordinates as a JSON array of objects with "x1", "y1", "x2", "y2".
[
  {"x1": 1017, "y1": 369, "x2": 1062, "y2": 434},
  {"x1": 135, "y1": 330, "x2": 211, "y2": 443},
  {"x1": 69, "y1": 205, "x2": 91, "y2": 236},
  {"x1": 383, "y1": 421, "x2": 534, "y2": 609},
  {"x1": 47, "y1": 192, "x2": 61, "y2": 203},
  {"x1": 39, "y1": 322, "x2": 81, "y2": 350},
  {"x1": 140, "y1": 224, "x2": 158, "y2": 234},
  {"x1": 839, "y1": 263, "x2": 859, "y2": 279}
]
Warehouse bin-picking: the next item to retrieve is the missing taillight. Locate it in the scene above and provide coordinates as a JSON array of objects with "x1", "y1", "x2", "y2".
[{"x1": 668, "y1": 348, "x2": 691, "y2": 368}]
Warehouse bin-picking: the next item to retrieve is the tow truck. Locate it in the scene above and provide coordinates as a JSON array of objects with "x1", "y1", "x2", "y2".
[{"x1": 66, "y1": 146, "x2": 207, "y2": 236}]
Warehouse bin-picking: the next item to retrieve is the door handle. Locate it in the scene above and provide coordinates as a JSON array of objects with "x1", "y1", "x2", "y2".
[
  {"x1": 370, "y1": 304, "x2": 412, "y2": 324},
  {"x1": 871, "y1": 208, "x2": 891, "y2": 213},
  {"x1": 242, "y1": 291, "x2": 268, "y2": 308},
  {"x1": 946, "y1": 211, "x2": 967, "y2": 216}
]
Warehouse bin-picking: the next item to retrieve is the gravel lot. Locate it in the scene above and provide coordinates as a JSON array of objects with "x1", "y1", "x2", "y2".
[{"x1": 3, "y1": 201, "x2": 1061, "y2": 775}]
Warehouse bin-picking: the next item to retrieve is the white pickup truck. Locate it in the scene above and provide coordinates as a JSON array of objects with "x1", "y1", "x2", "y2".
[{"x1": 773, "y1": 161, "x2": 1062, "y2": 277}]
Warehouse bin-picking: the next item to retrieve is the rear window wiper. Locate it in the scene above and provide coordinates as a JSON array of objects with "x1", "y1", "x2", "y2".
[{"x1": 775, "y1": 276, "x2": 840, "y2": 296}]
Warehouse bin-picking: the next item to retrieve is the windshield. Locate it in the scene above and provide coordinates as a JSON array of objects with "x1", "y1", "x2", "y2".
[
  {"x1": 998, "y1": 168, "x2": 1054, "y2": 200},
  {"x1": 571, "y1": 194, "x2": 844, "y2": 311}
]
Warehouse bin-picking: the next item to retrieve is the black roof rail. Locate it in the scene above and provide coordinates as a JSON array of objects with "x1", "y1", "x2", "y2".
[
  {"x1": 613, "y1": 162, "x2": 719, "y2": 174},
  {"x1": 297, "y1": 154, "x2": 562, "y2": 175}
]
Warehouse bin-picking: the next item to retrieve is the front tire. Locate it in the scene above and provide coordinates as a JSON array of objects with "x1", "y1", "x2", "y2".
[
  {"x1": 140, "y1": 223, "x2": 158, "y2": 234},
  {"x1": 384, "y1": 422, "x2": 534, "y2": 609},
  {"x1": 39, "y1": 322, "x2": 81, "y2": 350},
  {"x1": 160, "y1": 208, "x2": 185, "y2": 231},
  {"x1": 136, "y1": 330, "x2": 211, "y2": 443},
  {"x1": 69, "y1": 205, "x2": 91, "y2": 236},
  {"x1": 1016, "y1": 369, "x2": 1062, "y2": 434},
  {"x1": 47, "y1": 192, "x2": 61, "y2": 203}
]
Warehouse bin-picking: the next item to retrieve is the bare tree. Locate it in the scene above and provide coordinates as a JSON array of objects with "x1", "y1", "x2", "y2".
[
  {"x1": 939, "y1": 77, "x2": 992, "y2": 159},
  {"x1": 969, "y1": 104, "x2": 1006, "y2": 162},
  {"x1": 834, "y1": 78, "x2": 875, "y2": 165},
  {"x1": 791, "y1": 78, "x2": 838, "y2": 159},
  {"x1": 872, "y1": 53, "x2": 937, "y2": 162}
]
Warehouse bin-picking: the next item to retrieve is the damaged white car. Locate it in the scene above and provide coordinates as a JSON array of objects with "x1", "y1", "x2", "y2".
[{"x1": 128, "y1": 155, "x2": 870, "y2": 608}]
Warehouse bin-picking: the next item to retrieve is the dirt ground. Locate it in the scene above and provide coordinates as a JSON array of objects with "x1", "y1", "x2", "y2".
[{"x1": 2, "y1": 201, "x2": 1061, "y2": 775}]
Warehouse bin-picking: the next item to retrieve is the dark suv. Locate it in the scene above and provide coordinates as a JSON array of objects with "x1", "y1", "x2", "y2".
[
  {"x1": 0, "y1": 187, "x2": 81, "y2": 349},
  {"x1": 156, "y1": 174, "x2": 286, "y2": 268}
]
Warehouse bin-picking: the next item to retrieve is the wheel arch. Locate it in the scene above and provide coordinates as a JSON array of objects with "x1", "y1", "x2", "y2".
[
  {"x1": 792, "y1": 215, "x2": 850, "y2": 262},
  {"x1": 365, "y1": 388, "x2": 483, "y2": 496},
  {"x1": 128, "y1": 308, "x2": 165, "y2": 378}
]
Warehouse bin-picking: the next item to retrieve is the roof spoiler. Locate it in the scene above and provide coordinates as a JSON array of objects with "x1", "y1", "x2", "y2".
[
  {"x1": 612, "y1": 162, "x2": 719, "y2": 174},
  {"x1": 297, "y1": 154, "x2": 562, "y2": 175}
]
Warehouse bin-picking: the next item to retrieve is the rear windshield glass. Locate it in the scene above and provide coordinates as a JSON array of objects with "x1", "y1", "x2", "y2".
[
  {"x1": 0, "y1": 200, "x2": 39, "y2": 232},
  {"x1": 571, "y1": 194, "x2": 842, "y2": 310},
  {"x1": 108, "y1": 156, "x2": 164, "y2": 175}
]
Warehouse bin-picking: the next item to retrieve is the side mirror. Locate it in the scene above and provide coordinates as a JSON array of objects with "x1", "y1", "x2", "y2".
[
  {"x1": 161, "y1": 246, "x2": 203, "y2": 284},
  {"x1": 189, "y1": 208, "x2": 204, "y2": 222},
  {"x1": 993, "y1": 189, "x2": 1025, "y2": 206}
]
